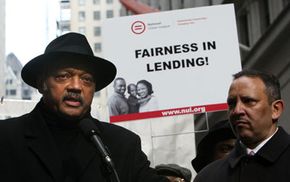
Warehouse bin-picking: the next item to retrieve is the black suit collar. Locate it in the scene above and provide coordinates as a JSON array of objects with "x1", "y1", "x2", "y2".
[{"x1": 228, "y1": 127, "x2": 290, "y2": 168}]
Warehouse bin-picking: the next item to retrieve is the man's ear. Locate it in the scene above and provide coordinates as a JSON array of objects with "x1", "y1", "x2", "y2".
[
  {"x1": 272, "y1": 99, "x2": 284, "y2": 121},
  {"x1": 36, "y1": 78, "x2": 47, "y2": 94}
]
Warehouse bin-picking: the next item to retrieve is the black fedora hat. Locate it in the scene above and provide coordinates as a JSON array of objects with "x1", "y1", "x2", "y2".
[
  {"x1": 21, "y1": 32, "x2": 116, "y2": 92},
  {"x1": 191, "y1": 120, "x2": 236, "y2": 172},
  {"x1": 155, "y1": 163, "x2": 192, "y2": 182}
]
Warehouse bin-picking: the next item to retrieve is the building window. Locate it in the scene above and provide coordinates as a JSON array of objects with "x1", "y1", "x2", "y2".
[
  {"x1": 7, "y1": 79, "x2": 13, "y2": 84},
  {"x1": 94, "y1": 91, "x2": 100, "y2": 97},
  {"x1": 23, "y1": 89, "x2": 30, "y2": 96},
  {"x1": 79, "y1": 11, "x2": 86, "y2": 22},
  {"x1": 94, "y1": 43, "x2": 102, "y2": 53},
  {"x1": 107, "y1": 0, "x2": 113, "y2": 4},
  {"x1": 79, "y1": 0, "x2": 85, "y2": 6},
  {"x1": 94, "y1": 26, "x2": 101, "y2": 36},
  {"x1": 238, "y1": 12, "x2": 250, "y2": 47},
  {"x1": 79, "y1": 27, "x2": 86, "y2": 34},
  {"x1": 94, "y1": 11, "x2": 101, "y2": 20},
  {"x1": 106, "y1": 10, "x2": 114, "y2": 18},
  {"x1": 283, "y1": 0, "x2": 290, "y2": 6},
  {"x1": 61, "y1": 24, "x2": 71, "y2": 32},
  {"x1": 9, "y1": 89, "x2": 16, "y2": 96},
  {"x1": 259, "y1": 0, "x2": 270, "y2": 34},
  {"x1": 93, "y1": 0, "x2": 100, "y2": 4}
]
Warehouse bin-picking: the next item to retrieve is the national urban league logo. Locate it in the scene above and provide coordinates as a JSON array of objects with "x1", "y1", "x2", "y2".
[{"x1": 131, "y1": 20, "x2": 146, "y2": 35}]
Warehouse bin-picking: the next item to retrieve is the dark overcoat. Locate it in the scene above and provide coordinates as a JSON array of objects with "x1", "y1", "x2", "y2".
[
  {"x1": 194, "y1": 127, "x2": 290, "y2": 182},
  {"x1": 0, "y1": 103, "x2": 168, "y2": 182}
]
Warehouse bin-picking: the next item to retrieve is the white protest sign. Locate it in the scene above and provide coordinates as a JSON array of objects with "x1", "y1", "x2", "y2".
[{"x1": 103, "y1": 4, "x2": 241, "y2": 122}]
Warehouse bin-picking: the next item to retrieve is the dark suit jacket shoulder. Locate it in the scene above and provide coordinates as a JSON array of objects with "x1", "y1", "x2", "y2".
[{"x1": 194, "y1": 127, "x2": 290, "y2": 182}]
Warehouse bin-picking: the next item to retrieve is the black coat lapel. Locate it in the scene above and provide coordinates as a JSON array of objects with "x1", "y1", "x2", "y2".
[
  {"x1": 24, "y1": 109, "x2": 63, "y2": 181},
  {"x1": 74, "y1": 120, "x2": 110, "y2": 181},
  {"x1": 24, "y1": 104, "x2": 106, "y2": 181},
  {"x1": 73, "y1": 133, "x2": 103, "y2": 177}
]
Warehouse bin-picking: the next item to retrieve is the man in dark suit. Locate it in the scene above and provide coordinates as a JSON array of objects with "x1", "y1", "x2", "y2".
[
  {"x1": 0, "y1": 32, "x2": 169, "y2": 182},
  {"x1": 194, "y1": 69, "x2": 290, "y2": 182}
]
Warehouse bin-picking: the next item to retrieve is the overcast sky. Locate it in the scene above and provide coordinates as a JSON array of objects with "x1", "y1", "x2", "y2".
[{"x1": 5, "y1": 0, "x2": 59, "y2": 66}]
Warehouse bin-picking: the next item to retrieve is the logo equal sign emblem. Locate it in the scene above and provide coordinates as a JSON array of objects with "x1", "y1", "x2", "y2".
[{"x1": 131, "y1": 21, "x2": 146, "y2": 34}]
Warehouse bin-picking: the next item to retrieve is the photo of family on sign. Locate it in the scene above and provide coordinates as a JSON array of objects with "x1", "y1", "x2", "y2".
[{"x1": 108, "y1": 77, "x2": 159, "y2": 116}]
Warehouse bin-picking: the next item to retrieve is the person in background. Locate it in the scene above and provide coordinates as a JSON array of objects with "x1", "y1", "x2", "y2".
[
  {"x1": 108, "y1": 77, "x2": 129, "y2": 116},
  {"x1": 0, "y1": 32, "x2": 169, "y2": 182},
  {"x1": 127, "y1": 83, "x2": 139, "y2": 113},
  {"x1": 155, "y1": 164, "x2": 192, "y2": 182},
  {"x1": 191, "y1": 119, "x2": 236, "y2": 173},
  {"x1": 194, "y1": 69, "x2": 289, "y2": 182},
  {"x1": 137, "y1": 79, "x2": 159, "y2": 112}
]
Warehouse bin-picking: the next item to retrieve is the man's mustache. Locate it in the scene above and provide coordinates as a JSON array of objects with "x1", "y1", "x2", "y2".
[{"x1": 63, "y1": 92, "x2": 83, "y2": 104}]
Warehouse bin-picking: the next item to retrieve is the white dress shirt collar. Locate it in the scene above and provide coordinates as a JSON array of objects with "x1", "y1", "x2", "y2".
[{"x1": 245, "y1": 127, "x2": 279, "y2": 155}]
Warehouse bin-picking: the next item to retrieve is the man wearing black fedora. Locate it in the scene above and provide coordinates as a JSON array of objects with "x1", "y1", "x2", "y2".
[
  {"x1": 0, "y1": 32, "x2": 169, "y2": 182},
  {"x1": 191, "y1": 119, "x2": 236, "y2": 173}
]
